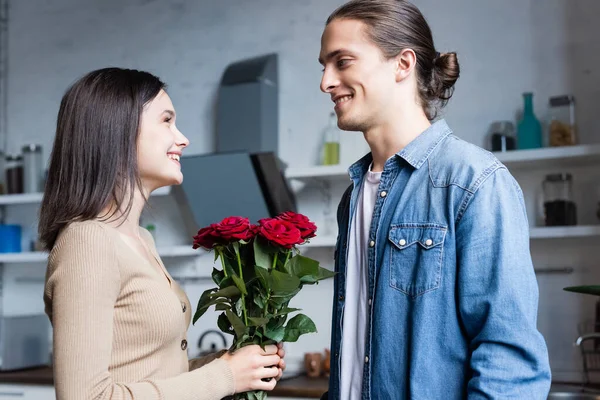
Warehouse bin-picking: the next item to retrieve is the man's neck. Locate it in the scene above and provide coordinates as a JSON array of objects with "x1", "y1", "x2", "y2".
[{"x1": 364, "y1": 107, "x2": 431, "y2": 172}]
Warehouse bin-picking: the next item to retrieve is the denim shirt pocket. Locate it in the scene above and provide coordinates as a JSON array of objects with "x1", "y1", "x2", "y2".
[{"x1": 388, "y1": 223, "x2": 447, "y2": 298}]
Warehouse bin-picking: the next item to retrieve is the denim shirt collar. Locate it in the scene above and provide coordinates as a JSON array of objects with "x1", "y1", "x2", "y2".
[{"x1": 348, "y1": 119, "x2": 452, "y2": 181}]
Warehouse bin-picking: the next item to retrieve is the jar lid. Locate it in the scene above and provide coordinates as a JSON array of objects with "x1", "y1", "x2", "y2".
[
  {"x1": 549, "y1": 95, "x2": 575, "y2": 107},
  {"x1": 22, "y1": 144, "x2": 42, "y2": 152},
  {"x1": 545, "y1": 173, "x2": 572, "y2": 182}
]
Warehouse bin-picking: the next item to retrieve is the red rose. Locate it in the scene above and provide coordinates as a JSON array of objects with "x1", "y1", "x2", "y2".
[
  {"x1": 216, "y1": 216, "x2": 256, "y2": 241},
  {"x1": 193, "y1": 224, "x2": 222, "y2": 249},
  {"x1": 258, "y1": 218, "x2": 303, "y2": 249},
  {"x1": 277, "y1": 211, "x2": 317, "y2": 240}
]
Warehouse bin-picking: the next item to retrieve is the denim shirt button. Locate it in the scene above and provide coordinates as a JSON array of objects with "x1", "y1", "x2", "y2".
[
  {"x1": 425, "y1": 239, "x2": 433, "y2": 246},
  {"x1": 339, "y1": 295, "x2": 344, "y2": 301},
  {"x1": 399, "y1": 239, "x2": 406, "y2": 246},
  {"x1": 380, "y1": 191, "x2": 387, "y2": 198},
  {"x1": 365, "y1": 356, "x2": 369, "y2": 363},
  {"x1": 368, "y1": 298, "x2": 372, "y2": 306},
  {"x1": 369, "y1": 240, "x2": 375, "y2": 247}
]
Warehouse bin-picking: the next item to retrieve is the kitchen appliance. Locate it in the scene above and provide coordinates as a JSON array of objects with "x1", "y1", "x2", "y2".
[
  {"x1": 0, "y1": 314, "x2": 50, "y2": 370},
  {"x1": 216, "y1": 53, "x2": 278, "y2": 155},
  {"x1": 173, "y1": 151, "x2": 296, "y2": 238}
]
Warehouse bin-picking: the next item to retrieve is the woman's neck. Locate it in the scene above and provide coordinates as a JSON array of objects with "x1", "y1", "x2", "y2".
[{"x1": 99, "y1": 187, "x2": 148, "y2": 239}]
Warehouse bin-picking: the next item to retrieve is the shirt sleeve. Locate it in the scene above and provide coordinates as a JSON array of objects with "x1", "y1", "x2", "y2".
[{"x1": 455, "y1": 167, "x2": 552, "y2": 399}]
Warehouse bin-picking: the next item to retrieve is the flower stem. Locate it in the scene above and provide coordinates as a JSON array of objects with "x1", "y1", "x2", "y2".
[
  {"x1": 235, "y1": 247, "x2": 248, "y2": 326},
  {"x1": 272, "y1": 253, "x2": 278, "y2": 270},
  {"x1": 219, "y1": 249, "x2": 228, "y2": 278}
]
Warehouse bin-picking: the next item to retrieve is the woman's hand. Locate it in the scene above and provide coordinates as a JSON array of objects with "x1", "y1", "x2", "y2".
[
  {"x1": 221, "y1": 344, "x2": 281, "y2": 393},
  {"x1": 275, "y1": 342, "x2": 286, "y2": 381}
]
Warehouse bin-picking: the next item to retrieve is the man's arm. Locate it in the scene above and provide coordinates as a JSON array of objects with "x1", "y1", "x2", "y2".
[{"x1": 456, "y1": 167, "x2": 551, "y2": 399}]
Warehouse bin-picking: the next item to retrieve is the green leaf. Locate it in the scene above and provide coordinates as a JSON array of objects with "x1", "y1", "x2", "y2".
[
  {"x1": 254, "y1": 238, "x2": 273, "y2": 270},
  {"x1": 269, "y1": 290, "x2": 300, "y2": 307},
  {"x1": 194, "y1": 297, "x2": 230, "y2": 323},
  {"x1": 235, "y1": 298, "x2": 244, "y2": 316},
  {"x1": 564, "y1": 286, "x2": 600, "y2": 296},
  {"x1": 253, "y1": 293, "x2": 266, "y2": 309},
  {"x1": 231, "y1": 274, "x2": 248, "y2": 295},
  {"x1": 277, "y1": 307, "x2": 302, "y2": 316},
  {"x1": 226, "y1": 310, "x2": 246, "y2": 338},
  {"x1": 289, "y1": 255, "x2": 335, "y2": 284},
  {"x1": 265, "y1": 324, "x2": 286, "y2": 342},
  {"x1": 270, "y1": 270, "x2": 301, "y2": 296},
  {"x1": 193, "y1": 288, "x2": 217, "y2": 324},
  {"x1": 255, "y1": 266, "x2": 271, "y2": 291},
  {"x1": 248, "y1": 317, "x2": 269, "y2": 327},
  {"x1": 211, "y1": 285, "x2": 241, "y2": 299},
  {"x1": 211, "y1": 268, "x2": 225, "y2": 286},
  {"x1": 215, "y1": 303, "x2": 230, "y2": 311},
  {"x1": 217, "y1": 312, "x2": 233, "y2": 335},
  {"x1": 283, "y1": 314, "x2": 317, "y2": 342}
]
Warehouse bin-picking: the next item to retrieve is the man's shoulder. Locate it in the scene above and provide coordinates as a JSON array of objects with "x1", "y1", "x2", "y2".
[{"x1": 426, "y1": 134, "x2": 505, "y2": 193}]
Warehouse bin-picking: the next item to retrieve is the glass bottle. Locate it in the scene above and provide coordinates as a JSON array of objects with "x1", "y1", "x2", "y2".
[
  {"x1": 321, "y1": 112, "x2": 340, "y2": 165},
  {"x1": 517, "y1": 92, "x2": 543, "y2": 150}
]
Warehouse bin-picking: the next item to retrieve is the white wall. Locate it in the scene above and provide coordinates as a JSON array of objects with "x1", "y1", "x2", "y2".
[{"x1": 5, "y1": 0, "x2": 600, "y2": 383}]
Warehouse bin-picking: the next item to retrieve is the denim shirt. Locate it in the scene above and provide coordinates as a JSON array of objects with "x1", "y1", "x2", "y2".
[{"x1": 326, "y1": 120, "x2": 551, "y2": 400}]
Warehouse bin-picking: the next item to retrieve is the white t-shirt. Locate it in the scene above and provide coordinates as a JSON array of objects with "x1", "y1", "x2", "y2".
[{"x1": 340, "y1": 167, "x2": 382, "y2": 400}]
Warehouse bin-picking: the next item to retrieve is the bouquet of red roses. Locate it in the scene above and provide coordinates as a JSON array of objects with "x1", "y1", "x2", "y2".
[{"x1": 192, "y1": 211, "x2": 335, "y2": 400}]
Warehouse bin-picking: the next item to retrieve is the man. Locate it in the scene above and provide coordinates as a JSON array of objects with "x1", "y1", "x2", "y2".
[{"x1": 318, "y1": 1, "x2": 551, "y2": 399}]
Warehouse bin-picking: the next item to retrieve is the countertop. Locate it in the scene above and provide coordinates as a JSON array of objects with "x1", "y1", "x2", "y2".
[{"x1": 0, "y1": 366, "x2": 328, "y2": 398}]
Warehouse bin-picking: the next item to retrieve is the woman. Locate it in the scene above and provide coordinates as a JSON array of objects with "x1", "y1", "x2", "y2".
[{"x1": 40, "y1": 67, "x2": 284, "y2": 399}]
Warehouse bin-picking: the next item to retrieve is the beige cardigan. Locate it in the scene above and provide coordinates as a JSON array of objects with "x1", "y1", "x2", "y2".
[{"x1": 43, "y1": 220, "x2": 234, "y2": 399}]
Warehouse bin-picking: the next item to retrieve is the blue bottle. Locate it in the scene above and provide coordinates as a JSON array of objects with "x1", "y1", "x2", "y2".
[{"x1": 517, "y1": 92, "x2": 543, "y2": 149}]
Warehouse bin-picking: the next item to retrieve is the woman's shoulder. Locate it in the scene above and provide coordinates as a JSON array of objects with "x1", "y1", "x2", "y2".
[{"x1": 50, "y1": 220, "x2": 117, "y2": 261}]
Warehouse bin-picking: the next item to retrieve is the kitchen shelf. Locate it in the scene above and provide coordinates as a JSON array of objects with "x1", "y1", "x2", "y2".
[
  {"x1": 301, "y1": 235, "x2": 337, "y2": 248},
  {"x1": 529, "y1": 225, "x2": 600, "y2": 239},
  {"x1": 0, "y1": 244, "x2": 200, "y2": 263},
  {"x1": 0, "y1": 186, "x2": 172, "y2": 206},
  {"x1": 285, "y1": 143, "x2": 600, "y2": 181},
  {"x1": 494, "y1": 143, "x2": 600, "y2": 169}
]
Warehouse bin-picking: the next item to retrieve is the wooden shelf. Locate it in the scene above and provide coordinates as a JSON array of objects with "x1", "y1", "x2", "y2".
[
  {"x1": 0, "y1": 243, "x2": 200, "y2": 263},
  {"x1": 0, "y1": 186, "x2": 171, "y2": 206}
]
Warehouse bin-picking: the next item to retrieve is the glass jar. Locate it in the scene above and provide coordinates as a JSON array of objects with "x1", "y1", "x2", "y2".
[
  {"x1": 548, "y1": 95, "x2": 576, "y2": 147},
  {"x1": 320, "y1": 112, "x2": 340, "y2": 165},
  {"x1": 5, "y1": 154, "x2": 23, "y2": 194},
  {"x1": 489, "y1": 121, "x2": 516, "y2": 152},
  {"x1": 22, "y1": 144, "x2": 43, "y2": 193},
  {"x1": 542, "y1": 173, "x2": 577, "y2": 226},
  {"x1": 0, "y1": 150, "x2": 5, "y2": 194}
]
